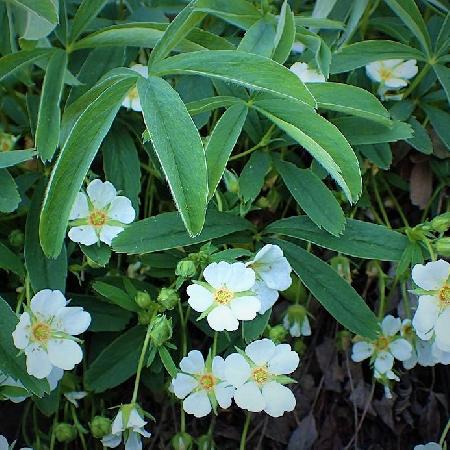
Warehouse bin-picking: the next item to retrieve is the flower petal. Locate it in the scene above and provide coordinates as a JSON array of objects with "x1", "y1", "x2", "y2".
[
  {"x1": 172, "y1": 373, "x2": 197, "y2": 399},
  {"x1": 389, "y1": 338, "x2": 413, "y2": 361},
  {"x1": 102, "y1": 433, "x2": 122, "y2": 448},
  {"x1": 111, "y1": 411, "x2": 124, "y2": 434},
  {"x1": 234, "y1": 381, "x2": 265, "y2": 412},
  {"x1": 212, "y1": 355, "x2": 226, "y2": 379},
  {"x1": 183, "y1": 391, "x2": 212, "y2": 417},
  {"x1": 384, "y1": 77, "x2": 408, "y2": 88},
  {"x1": 268, "y1": 344, "x2": 299, "y2": 375},
  {"x1": 435, "y1": 308, "x2": 450, "y2": 353},
  {"x1": 130, "y1": 64, "x2": 148, "y2": 78},
  {"x1": 207, "y1": 305, "x2": 239, "y2": 331},
  {"x1": 225, "y1": 262, "x2": 256, "y2": 292},
  {"x1": 351, "y1": 341, "x2": 374, "y2": 362},
  {"x1": 12, "y1": 312, "x2": 31, "y2": 350},
  {"x1": 55, "y1": 307, "x2": 91, "y2": 335},
  {"x1": 229, "y1": 296, "x2": 260, "y2": 321},
  {"x1": 366, "y1": 61, "x2": 383, "y2": 82},
  {"x1": 253, "y1": 280, "x2": 278, "y2": 314},
  {"x1": 374, "y1": 351, "x2": 394, "y2": 374},
  {"x1": 392, "y1": 59, "x2": 418, "y2": 79},
  {"x1": 186, "y1": 284, "x2": 213, "y2": 313},
  {"x1": 224, "y1": 353, "x2": 251, "y2": 387},
  {"x1": 68, "y1": 225, "x2": 98, "y2": 246},
  {"x1": 87, "y1": 179, "x2": 117, "y2": 209},
  {"x1": 47, "y1": 339, "x2": 83, "y2": 370},
  {"x1": 25, "y1": 344, "x2": 53, "y2": 379},
  {"x1": 47, "y1": 366, "x2": 64, "y2": 391},
  {"x1": 31, "y1": 289, "x2": 67, "y2": 319},
  {"x1": 99, "y1": 225, "x2": 124, "y2": 245},
  {"x1": 127, "y1": 408, "x2": 146, "y2": 429},
  {"x1": 262, "y1": 381, "x2": 296, "y2": 417},
  {"x1": 245, "y1": 339, "x2": 276, "y2": 365},
  {"x1": 179, "y1": 350, "x2": 205, "y2": 375},
  {"x1": 412, "y1": 295, "x2": 439, "y2": 340},
  {"x1": 203, "y1": 261, "x2": 232, "y2": 288},
  {"x1": 214, "y1": 382, "x2": 234, "y2": 409},
  {"x1": 125, "y1": 431, "x2": 142, "y2": 450},
  {"x1": 69, "y1": 192, "x2": 89, "y2": 220},
  {"x1": 412, "y1": 260, "x2": 450, "y2": 291},
  {"x1": 381, "y1": 315, "x2": 401, "y2": 336},
  {"x1": 108, "y1": 196, "x2": 135, "y2": 224}
]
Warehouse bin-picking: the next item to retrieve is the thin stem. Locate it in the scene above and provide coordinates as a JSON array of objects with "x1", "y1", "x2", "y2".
[
  {"x1": 229, "y1": 125, "x2": 275, "y2": 161},
  {"x1": 212, "y1": 331, "x2": 218, "y2": 357},
  {"x1": 71, "y1": 405, "x2": 87, "y2": 450},
  {"x1": 131, "y1": 323, "x2": 153, "y2": 404},
  {"x1": 401, "y1": 281, "x2": 412, "y2": 318},
  {"x1": 424, "y1": 239, "x2": 436, "y2": 261},
  {"x1": 239, "y1": 412, "x2": 252, "y2": 450},
  {"x1": 401, "y1": 64, "x2": 431, "y2": 99},
  {"x1": 439, "y1": 418, "x2": 450, "y2": 446},
  {"x1": 381, "y1": 176, "x2": 409, "y2": 227},
  {"x1": 372, "y1": 174, "x2": 391, "y2": 228}
]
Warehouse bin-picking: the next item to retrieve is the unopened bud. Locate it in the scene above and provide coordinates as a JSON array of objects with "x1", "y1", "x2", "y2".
[
  {"x1": 149, "y1": 315, "x2": 172, "y2": 346},
  {"x1": 171, "y1": 432, "x2": 193, "y2": 450},
  {"x1": 90, "y1": 416, "x2": 112, "y2": 438},
  {"x1": 175, "y1": 260, "x2": 197, "y2": 278},
  {"x1": 223, "y1": 169, "x2": 239, "y2": 194},
  {"x1": 9, "y1": 229, "x2": 24, "y2": 248},
  {"x1": 283, "y1": 305, "x2": 311, "y2": 337},
  {"x1": 268, "y1": 324, "x2": 287, "y2": 343},
  {"x1": 293, "y1": 338, "x2": 307, "y2": 355},
  {"x1": 431, "y1": 213, "x2": 450, "y2": 233},
  {"x1": 54, "y1": 423, "x2": 77, "y2": 443},
  {"x1": 157, "y1": 288, "x2": 179, "y2": 310},
  {"x1": 135, "y1": 291, "x2": 152, "y2": 309},
  {"x1": 436, "y1": 237, "x2": 450, "y2": 257},
  {"x1": 197, "y1": 435, "x2": 215, "y2": 450},
  {"x1": 0, "y1": 131, "x2": 16, "y2": 152},
  {"x1": 138, "y1": 310, "x2": 153, "y2": 325},
  {"x1": 330, "y1": 256, "x2": 351, "y2": 282}
]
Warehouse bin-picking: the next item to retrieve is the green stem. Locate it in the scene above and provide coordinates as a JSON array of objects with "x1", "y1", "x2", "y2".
[
  {"x1": 439, "y1": 418, "x2": 450, "y2": 446},
  {"x1": 401, "y1": 64, "x2": 431, "y2": 99},
  {"x1": 71, "y1": 405, "x2": 87, "y2": 450},
  {"x1": 424, "y1": 239, "x2": 436, "y2": 261},
  {"x1": 212, "y1": 331, "x2": 218, "y2": 357},
  {"x1": 229, "y1": 125, "x2": 275, "y2": 161},
  {"x1": 239, "y1": 412, "x2": 252, "y2": 450},
  {"x1": 372, "y1": 174, "x2": 391, "y2": 228},
  {"x1": 401, "y1": 281, "x2": 411, "y2": 319},
  {"x1": 381, "y1": 176, "x2": 409, "y2": 227},
  {"x1": 131, "y1": 323, "x2": 153, "y2": 404}
]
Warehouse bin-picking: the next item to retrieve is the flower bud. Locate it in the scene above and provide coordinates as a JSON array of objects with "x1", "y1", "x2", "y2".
[
  {"x1": 330, "y1": 256, "x2": 351, "y2": 282},
  {"x1": 436, "y1": 237, "x2": 450, "y2": 257},
  {"x1": 8, "y1": 229, "x2": 24, "y2": 248},
  {"x1": 282, "y1": 275, "x2": 307, "y2": 303},
  {"x1": 0, "y1": 131, "x2": 16, "y2": 152},
  {"x1": 336, "y1": 330, "x2": 352, "y2": 352},
  {"x1": 283, "y1": 305, "x2": 311, "y2": 337},
  {"x1": 196, "y1": 435, "x2": 215, "y2": 450},
  {"x1": 138, "y1": 310, "x2": 153, "y2": 325},
  {"x1": 268, "y1": 325, "x2": 287, "y2": 343},
  {"x1": 175, "y1": 260, "x2": 197, "y2": 278},
  {"x1": 431, "y1": 213, "x2": 450, "y2": 233},
  {"x1": 135, "y1": 291, "x2": 152, "y2": 309},
  {"x1": 223, "y1": 169, "x2": 239, "y2": 193},
  {"x1": 90, "y1": 416, "x2": 112, "y2": 439},
  {"x1": 293, "y1": 338, "x2": 307, "y2": 355},
  {"x1": 54, "y1": 423, "x2": 77, "y2": 443},
  {"x1": 149, "y1": 315, "x2": 172, "y2": 346},
  {"x1": 171, "y1": 432, "x2": 193, "y2": 450},
  {"x1": 157, "y1": 288, "x2": 179, "y2": 310}
]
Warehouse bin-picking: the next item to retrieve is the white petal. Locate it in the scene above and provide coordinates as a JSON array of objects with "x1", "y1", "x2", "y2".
[
  {"x1": 47, "y1": 339, "x2": 83, "y2": 370},
  {"x1": 229, "y1": 296, "x2": 260, "y2": 321},
  {"x1": 108, "y1": 196, "x2": 135, "y2": 224},
  {"x1": 234, "y1": 381, "x2": 265, "y2": 412},
  {"x1": 388, "y1": 338, "x2": 413, "y2": 361},
  {"x1": 384, "y1": 77, "x2": 408, "y2": 88},
  {"x1": 381, "y1": 315, "x2": 401, "y2": 336},
  {"x1": 99, "y1": 225, "x2": 124, "y2": 245},
  {"x1": 102, "y1": 433, "x2": 122, "y2": 448},
  {"x1": 224, "y1": 353, "x2": 251, "y2": 387},
  {"x1": 111, "y1": 411, "x2": 124, "y2": 434},
  {"x1": 374, "y1": 351, "x2": 394, "y2": 374},
  {"x1": 12, "y1": 313, "x2": 31, "y2": 350},
  {"x1": 69, "y1": 192, "x2": 89, "y2": 220},
  {"x1": 171, "y1": 373, "x2": 197, "y2": 399},
  {"x1": 366, "y1": 61, "x2": 383, "y2": 82},
  {"x1": 87, "y1": 179, "x2": 117, "y2": 209},
  {"x1": 416, "y1": 340, "x2": 437, "y2": 366},
  {"x1": 245, "y1": 339, "x2": 276, "y2": 365},
  {"x1": 207, "y1": 305, "x2": 239, "y2": 331},
  {"x1": 431, "y1": 342, "x2": 450, "y2": 365},
  {"x1": 127, "y1": 408, "x2": 146, "y2": 429},
  {"x1": 412, "y1": 260, "x2": 450, "y2": 290},
  {"x1": 291, "y1": 42, "x2": 305, "y2": 53},
  {"x1": 214, "y1": 382, "x2": 234, "y2": 409},
  {"x1": 30, "y1": 289, "x2": 67, "y2": 319},
  {"x1": 253, "y1": 280, "x2": 278, "y2": 314},
  {"x1": 301, "y1": 317, "x2": 312, "y2": 336},
  {"x1": 212, "y1": 355, "x2": 225, "y2": 379},
  {"x1": 125, "y1": 431, "x2": 142, "y2": 450},
  {"x1": 186, "y1": 284, "x2": 213, "y2": 312},
  {"x1": 55, "y1": 307, "x2": 91, "y2": 335},
  {"x1": 268, "y1": 344, "x2": 299, "y2": 375},
  {"x1": 131, "y1": 98, "x2": 142, "y2": 112},
  {"x1": 183, "y1": 391, "x2": 212, "y2": 417},
  {"x1": 47, "y1": 366, "x2": 64, "y2": 391},
  {"x1": 392, "y1": 59, "x2": 418, "y2": 79},
  {"x1": 68, "y1": 225, "x2": 98, "y2": 245},
  {"x1": 179, "y1": 350, "x2": 205, "y2": 375},
  {"x1": 412, "y1": 295, "x2": 439, "y2": 340},
  {"x1": 25, "y1": 345, "x2": 53, "y2": 379},
  {"x1": 403, "y1": 350, "x2": 418, "y2": 370},
  {"x1": 130, "y1": 64, "x2": 148, "y2": 78},
  {"x1": 225, "y1": 262, "x2": 256, "y2": 292},
  {"x1": 351, "y1": 342, "x2": 374, "y2": 362},
  {"x1": 262, "y1": 381, "x2": 296, "y2": 417},
  {"x1": 435, "y1": 308, "x2": 450, "y2": 352},
  {"x1": 203, "y1": 261, "x2": 232, "y2": 288},
  {"x1": 0, "y1": 436, "x2": 8, "y2": 450}
]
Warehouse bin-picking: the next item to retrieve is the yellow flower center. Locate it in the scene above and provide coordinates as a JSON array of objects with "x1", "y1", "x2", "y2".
[
  {"x1": 199, "y1": 373, "x2": 216, "y2": 391},
  {"x1": 252, "y1": 367, "x2": 269, "y2": 385},
  {"x1": 379, "y1": 67, "x2": 393, "y2": 81},
  {"x1": 375, "y1": 336, "x2": 390, "y2": 351},
  {"x1": 439, "y1": 284, "x2": 450, "y2": 306},
  {"x1": 128, "y1": 86, "x2": 139, "y2": 101},
  {"x1": 88, "y1": 209, "x2": 107, "y2": 227},
  {"x1": 214, "y1": 287, "x2": 234, "y2": 305},
  {"x1": 31, "y1": 322, "x2": 51, "y2": 344}
]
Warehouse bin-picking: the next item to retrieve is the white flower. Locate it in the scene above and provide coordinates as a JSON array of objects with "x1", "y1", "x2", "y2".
[
  {"x1": 247, "y1": 244, "x2": 292, "y2": 313},
  {"x1": 411, "y1": 260, "x2": 450, "y2": 353},
  {"x1": 289, "y1": 62, "x2": 325, "y2": 83},
  {"x1": 122, "y1": 64, "x2": 147, "y2": 112},
  {"x1": 0, "y1": 435, "x2": 33, "y2": 450},
  {"x1": 351, "y1": 315, "x2": 412, "y2": 375},
  {"x1": 282, "y1": 305, "x2": 311, "y2": 337},
  {"x1": 187, "y1": 261, "x2": 260, "y2": 331},
  {"x1": 414, "y1": 443, "x2": 442, "y2": 450},
  {"x1": 102, "y1": 404, "x2": 151, "y2": 450},
  {"x1": 64, "y1": 391, "x2": 88, "y2": 407},
  {"x1": 291, "y1": 42, "x2": 305, "y2": 53},
  {"x1": 366, "y1": 59, "x2": 418, "y2": 89},
  {"x1": 68, "y1": 179, "x2": 135, "y2": 246},
  {"x1": 12, "y1": 290, "x2": 91, "y2": 379},
  {"x1": 171, "y1": 350, "x2": 234, "y2": 418},
  {"x1": 224, "y1": 339, "x2": 299, "y2": 417}
]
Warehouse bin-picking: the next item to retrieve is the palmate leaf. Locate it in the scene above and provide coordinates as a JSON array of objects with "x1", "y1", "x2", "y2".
[
  {"x1": 9, "y1": 0, "x2": 58, "y2": 24},
  {"x1": 0, "y1": 49, "x2": 54, "y2": 82},
  {"x1": 39, "y1": 74, "x2": 137, "y2": 258}
]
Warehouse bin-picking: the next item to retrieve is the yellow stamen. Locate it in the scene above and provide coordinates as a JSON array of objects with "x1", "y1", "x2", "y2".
[
  {"x1": 199, "y1": 373, "x2": 216, "y2": 391},
  {"x1": 252, "y1": 367, "x2": 269, "y2": 385},
  {"x1": 31, "y1": 322, "x2": 51, "y2": 344},
  {"x1": 374, "y1": 336, "x2": 390, "y2": 351},
  {"x1": 88, "y1": 210, "x2": 107, "y2": 227},
  {"x1": 128, "y1": 87, "x2": 139, "y2": 101},
  {"x1": 379, "y1": 67, "x2": 393, "y2": 81},
  {"x1": 439, "y1": 284, "x2": 450, "y2": 306},
  {"x1": 214, "y1": 287, "x2": 234, "y2": 305}
]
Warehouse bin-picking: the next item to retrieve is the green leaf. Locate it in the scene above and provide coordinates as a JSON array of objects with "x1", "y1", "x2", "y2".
[
  {"x1": 423, "y1": 105, "x2": 450, "y2": 150},
  {"x1": 433, "y1": 64, "x2": 450, "y2": 105},
  {"x1": 102, "y1": 125, "x2": 141, "y2": 210},
  {"x1": 307, "y1": 82, "x2": 391, "y2": 125},
  {"x1": 92, "y1": 281, "x2": 140, "y2": 313},
  {"x1": 274, "y1": 159, "x2": 345, "y2": 236},
  {"x1": 332, "y1": 117, "x2": 413, "y2": 145},
  {"x1": 238, "y1": 16, "x2": 277, "y2": 57},
  {"x1": 266, "y1": 216, "x2": 408, "y2": 261},
  {"x1": 69, "y1": 0, "x2": 107, "y2": 43},
  {"x1": 25, "y1": 181, "x2": 67, "y2": 293},
  {"x1": 0, "y1": 242, "x2": 25, "y2": 278},
  {"x1": 138, "y1": 76, "x2": 208, "y2": 236},
  {"x1": 148, "y1": 0, "x2": 206, "y2": 66},
  {"x1": 0, "y1": 169, "x2": 20, "y2": 213},
  {"x1": 39, "y1": 75, "x2": 136, "y2": 258},
  {"x1": 187, "y1": 96, "x2": 242, "y2": 115},
  {"x1": 253, "y1": 96, "x2": 361, "y2": 203},
  {"x1": 35, "y1": 50, "x2": 67, "y2": 162},
  {"x1": 272, "y1": 240, "x2": 380, "y2": 339},
  {"x1": 112, "y1": 210, "x2": 252, "y2": 254},
  {"x1": 85, "y1": 326, "x2": 146, "y2": 393},
  {"x1": 0, "y1": 49, "x2": 53, "y2": 82},
  {"x1": 0, "y1": 150, "x2": 36, "y2": 168},
  {"x1": 10, "y1": 0, "x2": 58, "y2": 24},
  {"x1": 239, "y1": 151, "x2": 271, "y2": 202},
  {"x1": 406, "y1": 117, "x2": 433, "y2": 154},
  {"x1": 158, "y1": 346, "x2": 179, "y2": 378},
  {"x1": 80, "y1": 244, "x2": 111, "y2": 267},
  {"x1": 384, "y1": 0, "x2": 432, "y2": 54},
  {"x1": 242, "y1": 309, "x2": 271, "y2": 343},
  {"x1": 206, "y1": 104, "x2": 248, "y2": 200},
  {"x1": 358, "y1": 143, "x2": 392, "y2": 169},
  {"x1": 151, "y1": 50, "x2": 316, "y2": 108},
  {"x1": 330, "y1": 40, "x2": 425, "y2": 74},
  {"x1": 0, "y1": 297, "x2": 49, "y2": 396},
  {"x1": 272, "y1": 1, "x2": 296, "y2": 64}
]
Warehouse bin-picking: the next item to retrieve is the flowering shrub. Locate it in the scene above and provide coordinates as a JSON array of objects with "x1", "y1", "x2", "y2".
[{"x1": 0, "y1": 0, "x2": 449, "y2": 449}]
